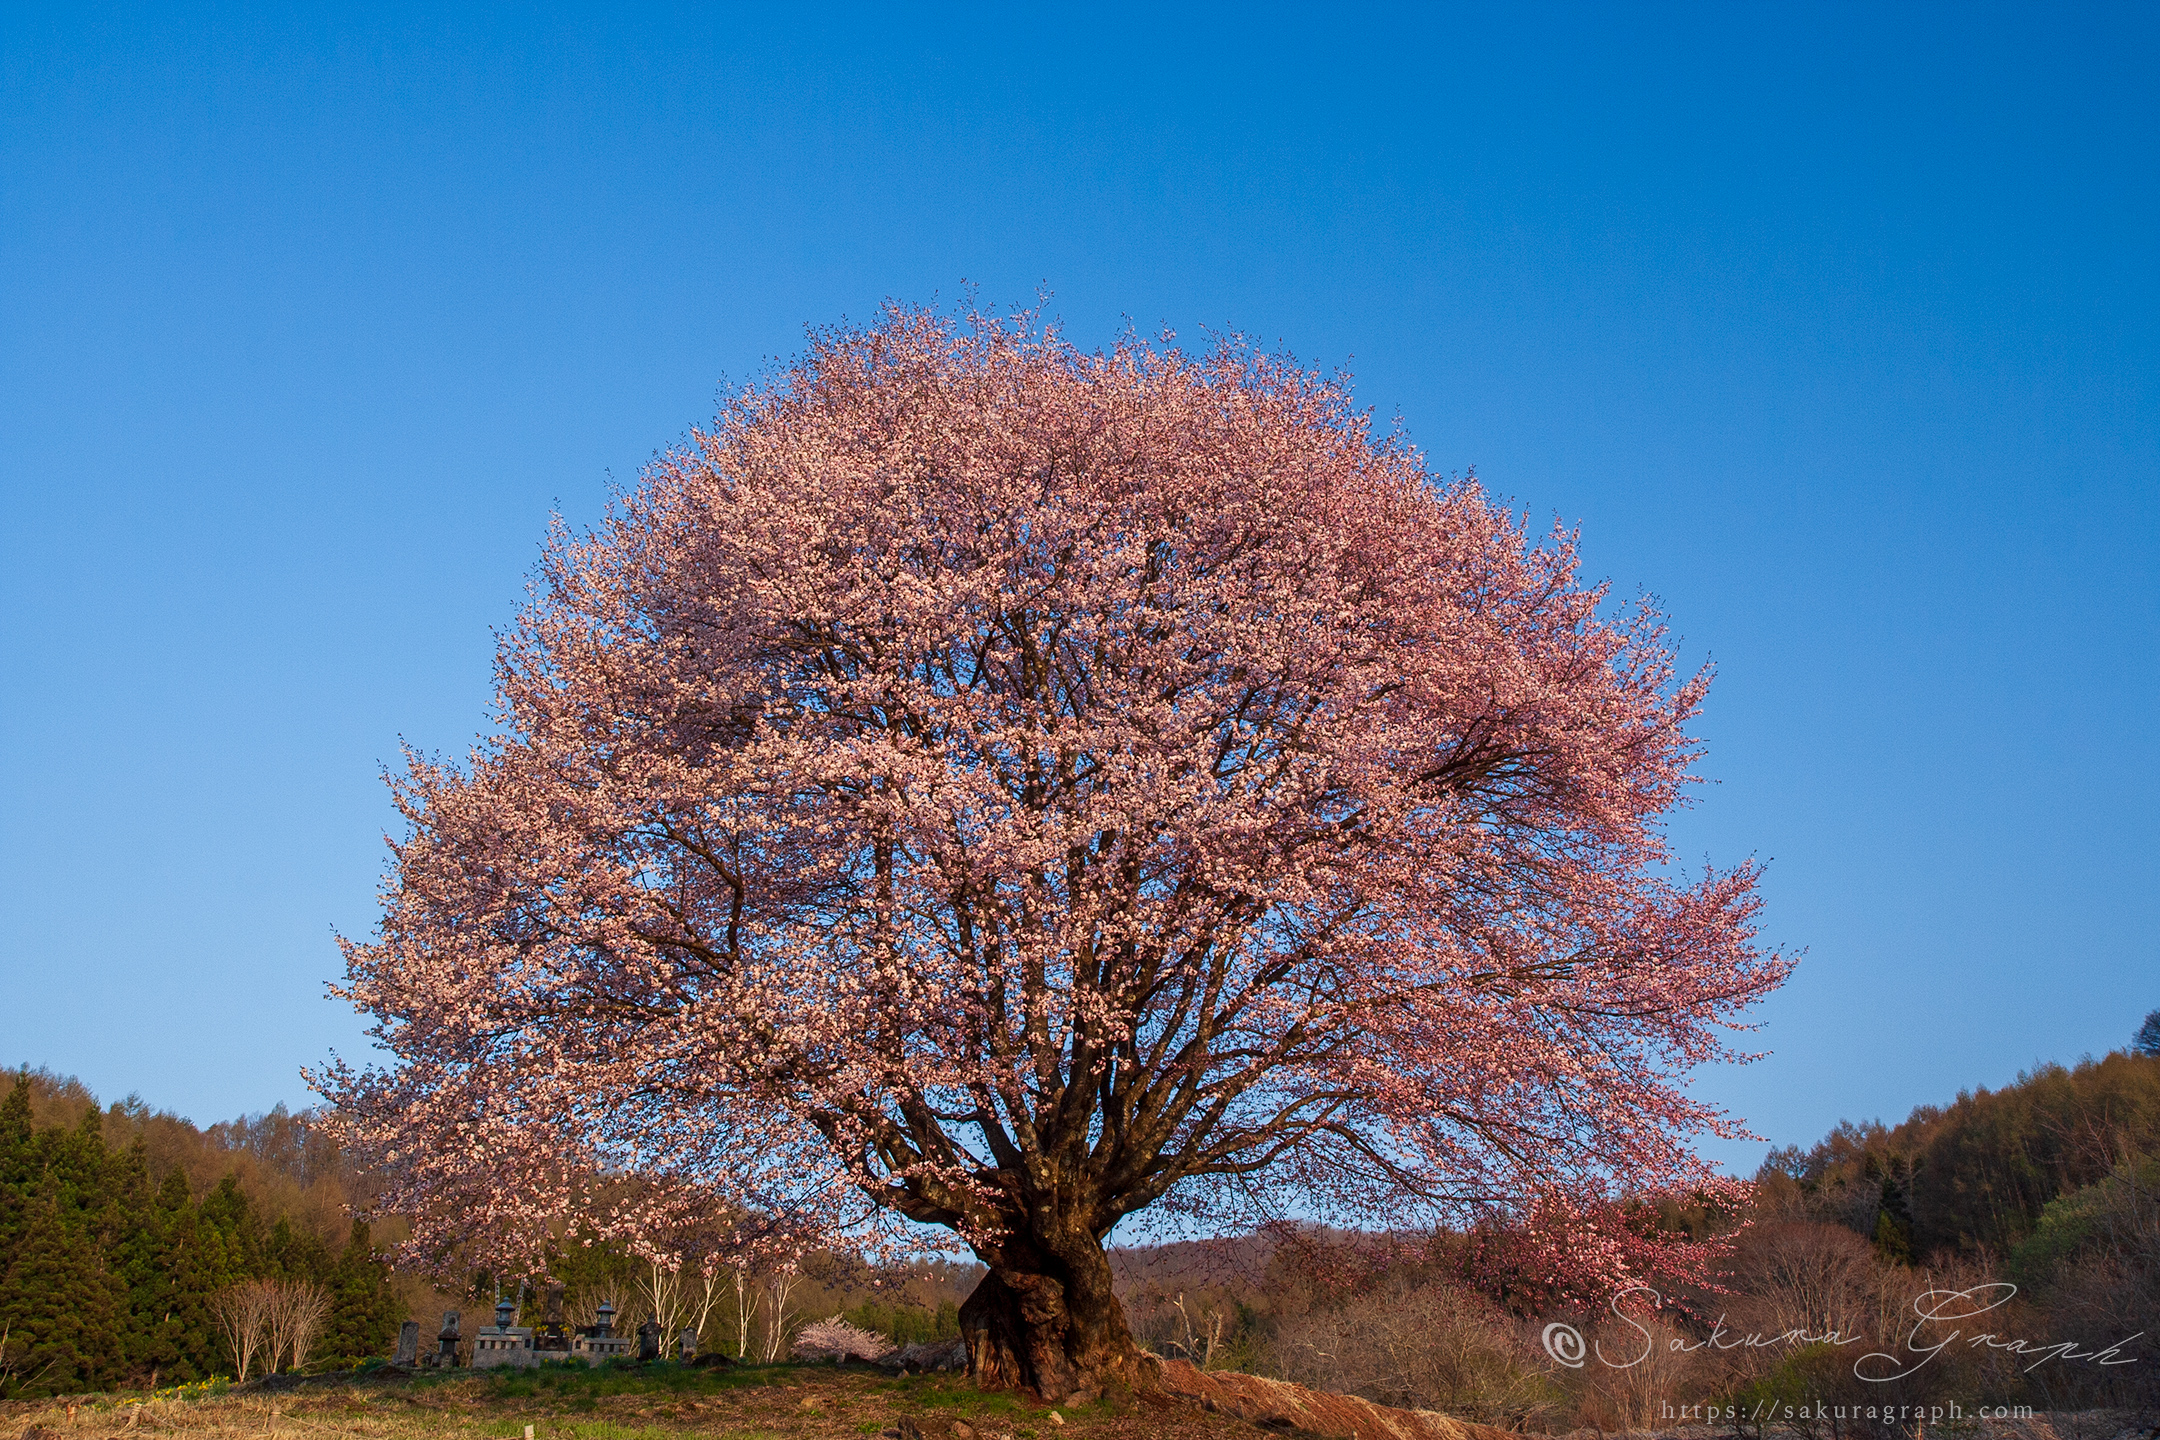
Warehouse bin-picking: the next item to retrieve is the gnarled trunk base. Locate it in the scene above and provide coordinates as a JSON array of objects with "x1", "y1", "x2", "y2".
[{"x1": 958, "y1": 1267, "x2": 1158, "y2": 1402}]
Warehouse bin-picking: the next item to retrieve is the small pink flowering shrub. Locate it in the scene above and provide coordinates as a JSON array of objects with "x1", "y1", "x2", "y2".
[{"x1": 792, "y1": 1315, "x2": 893, "y2": 1363}]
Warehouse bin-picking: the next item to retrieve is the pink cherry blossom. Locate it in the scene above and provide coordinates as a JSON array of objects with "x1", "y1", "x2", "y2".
[{"x1": 316, "y1": 302, "x2": 1790, "y2": 1398}]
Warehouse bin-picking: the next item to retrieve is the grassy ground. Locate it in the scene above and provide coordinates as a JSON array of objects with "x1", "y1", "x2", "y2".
[
  {"x1": 6, "y1": 1365, "x2": 2145, "y2": 1440},
  {"x1": 0, "y1": 1361, "x2": 1232, "y2": 1440}
]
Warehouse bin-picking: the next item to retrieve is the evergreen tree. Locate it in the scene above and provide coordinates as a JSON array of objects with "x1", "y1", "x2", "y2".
[
  {"x1": 264, "y1": 1216, "x2": 331, "y2": 1286},
  {"x1": 46, "y1": 1105, "x2": 111, "y2": 1223},
  {"x1": 145, "y1": 1171, "x2": 222, "y2": 1381},
  {"x1": 197, "y1": 1174, "x2": 260, "y2": 1279},
  {"x1": 1865, "y1": 1152, "x2": 1917, "y2": 1264},
  {"x1": 2136, "y1": 1008, "x2": 2160, "y2": 1059},
  {"x1": 319, "y1": 1221, "x2": 403, "y2": 1366},
  {"x1": 0, "y1": 1076, "x2": 403, "y2": 1393},
  {"x1": 0, "y1": 1073, "x2": 28, "y2": 1176},
  {"x1": 103, "y1": 1140, "x2": 162, "y2": 1382},
  {"x1": 0, "y1": 1074, "x2": 29, "y2": 1276},
  {"x1": 0, "y1": 1184, "x2": 123, "y2": 1397}
]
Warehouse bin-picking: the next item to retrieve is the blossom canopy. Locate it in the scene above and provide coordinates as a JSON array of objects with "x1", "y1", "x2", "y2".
[{"x1": 321, "y1": 302, "x2": 1787, "y2": 1392}]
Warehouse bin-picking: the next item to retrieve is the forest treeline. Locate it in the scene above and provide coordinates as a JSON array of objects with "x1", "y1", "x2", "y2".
[
  {"x1": 3, "y1": 1047, "x2": 2157, "y2": 1421},
  {"x1": 0, "y1": 1072, "x2": 403, "y2": 1396},
  {"x1": 1107, "y1": 1048, "x2": 2160, "y2": 1426},
  {"x1": 0, "y1": 1066, "x2": 973, "y2": 1399},
  {"x1": 1759, "y1": 1048, "x2": 2160, "y2": 1261}
]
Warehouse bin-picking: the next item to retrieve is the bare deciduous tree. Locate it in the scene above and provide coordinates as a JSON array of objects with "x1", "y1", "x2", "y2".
[
  {"x1": 758, "y1": 1268, "x2": 805, "y2": 1363},
  {"x1": 212, "y1": 1278, "x2": 330, "y2": 1379},
  {"x1": 639, "y1": 1258, "x2": 692, "y2": 1345},
  {"x1": 727, "y1": 1263, "x2": 758, "y2": 1362},
  {"x1": 687, "y1": 1263, "x2": 729, "y2": 1352},
  {"x1": 1268, "y1": 1281, "x2": 1559, "y2": 1427},
  {"x1": 211, "y1": 1280, "x2": 276, "y2": 1381},
  {"x1": 1165, "y1": 1293, "x2": 1228, "y2": 1370},
  {"x1": 266, "y1": 1280, "x2": 332, "y2": 1374}
]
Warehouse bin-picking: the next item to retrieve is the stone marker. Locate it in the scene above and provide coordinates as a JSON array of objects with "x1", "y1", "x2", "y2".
[
  {"x1": 437, "y1": 1309, "x2": 462, "y2": 1367},
  {"x1": 534, "y1": 1282, "x2": 569, "y2": 1353},
  {"x1": 637, "y1": 1319, "x2": 662, "y2": 1362},
  {"x1": 678, "y1": 1328, "x2": 698, "y2": 1364},
  {"x1": 475, "y1": 1295, "x2": 537, "y2": 1370},
  {"x1": 571, "y1": 1299, "x2": 631, "y2": 1362},
  {"x1": 393, "y1": 1320, "x2": 419, "y2": 1366}
]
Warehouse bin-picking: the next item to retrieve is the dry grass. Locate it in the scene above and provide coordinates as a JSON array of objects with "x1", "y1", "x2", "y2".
[
  {"x1": 3, "y1": 1365, "x2": 2147, "y2": 1440},
  {"x1": 0, "y1": 1363, "x2": 1229, "y2": 1440}
]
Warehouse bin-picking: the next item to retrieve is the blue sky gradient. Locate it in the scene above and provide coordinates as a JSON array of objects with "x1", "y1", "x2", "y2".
[{"x1": 2, "y1": 5, "x2": 2154, "y2": 1171}]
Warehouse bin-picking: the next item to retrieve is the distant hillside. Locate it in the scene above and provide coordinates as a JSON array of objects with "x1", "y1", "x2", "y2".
[
  {"x1": 1759, "y1": 1049, "x2": 2160, "y2": 1259},
  {"x1": 3, "y1": 1066, "x2": 370, "y2": 1249}
]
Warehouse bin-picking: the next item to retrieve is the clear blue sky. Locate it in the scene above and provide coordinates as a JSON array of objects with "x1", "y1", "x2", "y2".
[{"x1": 3, "y1": 5, "x2": 2154, "y2": 1172}]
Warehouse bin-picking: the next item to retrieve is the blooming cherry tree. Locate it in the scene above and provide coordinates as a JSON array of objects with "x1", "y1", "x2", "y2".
[{"x1": 321, "y1": 304, "x2": 1788, "y2": 1399}]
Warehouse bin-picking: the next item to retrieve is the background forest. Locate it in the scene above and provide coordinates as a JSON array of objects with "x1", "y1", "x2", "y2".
[
  {"x1": 3, "y1": 1032, "x2": 2156, "y2": 1424},
  {"x1": 1108, "y1": 1041, "x2": 2160, "y2": 1427}
]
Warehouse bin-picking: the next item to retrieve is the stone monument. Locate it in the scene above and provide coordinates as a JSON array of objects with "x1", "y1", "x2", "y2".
[
  {"x1": 433, "y1": 1310, "x2": 461, "y2": 1368},
  {"x1": 678, "y1": 1328, "x2": 698, "y2": 1364},
  {"x1": 637, "y1": 1319, "x2": 662, "y2": 1362},
  {"x1": 474, "y1": 1296, "x2": 538, "y2": 1370},
  {"x1": 393, "y1": 1320, "x2": 419, "y2": 1367},
  {"x1": 533, "y1": 1282, "x2": 570, "y2": 1354},
  {"x1": 571, "y1": 1299, "x2": 630, "y2": 1363}
]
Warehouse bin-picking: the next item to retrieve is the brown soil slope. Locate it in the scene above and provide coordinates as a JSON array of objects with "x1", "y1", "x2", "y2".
[{"x1": 1157, "y1": 1359, "x2": 1520, "y2": 1440}]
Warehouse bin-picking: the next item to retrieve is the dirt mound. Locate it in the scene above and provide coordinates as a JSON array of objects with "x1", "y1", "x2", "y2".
[{"x1": 1156, "y1": 1359, "x2": 1518, "y2": 1440}]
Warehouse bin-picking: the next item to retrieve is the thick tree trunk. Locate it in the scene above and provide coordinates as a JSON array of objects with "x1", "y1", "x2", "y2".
[{"x1": 958, "y1": 1237, "x2": 1158, "y2": 1402}]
